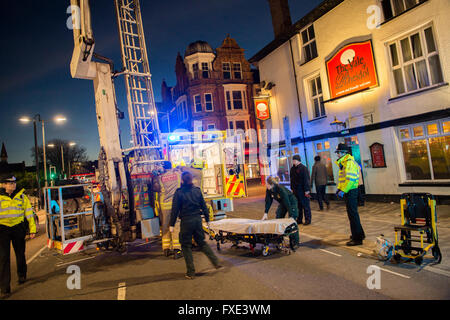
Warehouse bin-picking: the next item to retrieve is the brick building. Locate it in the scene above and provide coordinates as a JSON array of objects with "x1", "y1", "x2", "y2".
[{"x1": 160, "y1": 35, "x2": 262, "y2": 180}]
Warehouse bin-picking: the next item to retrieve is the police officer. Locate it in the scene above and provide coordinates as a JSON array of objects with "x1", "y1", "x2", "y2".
[
  {"x1": 262, "y1": 176, "x2": 300, "y2": 251},
  {"x1": 335, "y1": 144, "x2": 365, "y2": 246},
  {"x1": 0, "y1": 174, "x2": 36, "y2": 299},
  {"x1": 169, "y1": 171, "x2": 222, "y2": 280}
]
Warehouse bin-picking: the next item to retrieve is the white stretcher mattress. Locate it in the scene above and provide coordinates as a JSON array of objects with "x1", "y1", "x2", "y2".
[{"x1": 208, "y1": 218, "x2": 297, "y2": 235}]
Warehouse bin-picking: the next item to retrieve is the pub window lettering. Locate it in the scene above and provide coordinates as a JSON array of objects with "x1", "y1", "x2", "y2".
[
  {"x1": 398, "y1": 119, "x2": 450, "y2": 181},
  {"x1": 380, "y1": 0, "x2": 427, "y2": 21},
  {"x1": 388, "y1": 25, "x2": 444, "y2": 97},
  {"x1": 301, "y1": 25, "x2": 318, "y2": 63}
]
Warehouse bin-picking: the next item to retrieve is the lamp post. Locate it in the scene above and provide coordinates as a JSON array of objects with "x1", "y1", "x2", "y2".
[{"x1": 19, "y1": 115, "x2": 67, "y2": 187}]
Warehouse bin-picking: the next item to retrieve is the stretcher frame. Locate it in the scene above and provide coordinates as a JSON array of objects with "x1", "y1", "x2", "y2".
[{"x1": 206, "y1": 221, "x2": 298, "y2": 256}]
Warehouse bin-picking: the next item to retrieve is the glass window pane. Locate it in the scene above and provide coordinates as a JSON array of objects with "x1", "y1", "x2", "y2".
[
  {"x1": 424, "y1": 27, "x2": 436, "y2": 53},
  {"x1": 320, "y1": 96, "x2": 325, "y2": 116},
  {"x1": 410, "y1": 33, "x2": 423, "y2": 58},
  {"x1": 413, "y1": 126, "x2": 424, "y2": 137},
  {"x1": 393, "y1": 0, "x2": 406, "y2": 15},
  {"x1": 428, "y1": 55, "x2": 444, "y2": 85},
  {"x1": 429, "y1": 136, "x2": 450, "y2": 179},
  {"x1": 415, "y1": 60, "x2": 429, "y2": 88},
  {"x1": 443, "y1": 121, "x2": 450, "y2": 133},
  {"x1": 314, "y1": 98, "x2": 320, "y2": 118},
  {"x1": 427, "y1": 123, "x2": 438, "y2": 135},
  {"x1": 311, "y1": 41, "x2": 318, "y2": 59},
  {"x1": 310, "y1": 78, "x2": 317, "y2": 96},
  {"x1": 401, "y1": 38, "x2": 412, "y2": 62},
  {"x1": 402, "y1": 140, "x2": 431, "y2": 180},
  {"x1": 308, "y1": 25, "x2": 315, "y2": 40},
  {"x1": 390, "y1": 44, "x2": 399, "y2": 66},
  {"x1": 305, "y1": 44, "x2": 312, "y2": 62},
  {"x1": 316, "y1": 143, "x2": 323, "y2": 151},
  {"x1": 404, "y1": 64, "x2": 418, "y2": 91},
  {"x1": 393, "y1": 69, "x2": 406, "y2": 95},
  {"x1": 317, "y1": 77, "x2": 322, "y2": 94},
  {"x1": 233, "y1": 91, "x2": 243, "y2": 109},
  {"x1": 405, "y1": 0, "x2": 417, "y2": 10},
  {"x1": 399, "y1": 128, "x2": 410, "y2": 139},
  {"x1": 324, "y1": 141, "x2": 330, "y2": 149},
  {"x1": 302, "y1": 30, "x2": 308, "y2": 43}
]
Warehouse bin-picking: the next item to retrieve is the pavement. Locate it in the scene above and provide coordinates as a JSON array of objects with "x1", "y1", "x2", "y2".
[{"x1": 231, "y1": 185, "x2": 450, "y2": 273}]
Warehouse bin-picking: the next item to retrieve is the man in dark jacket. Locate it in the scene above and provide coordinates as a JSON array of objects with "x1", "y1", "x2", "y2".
[
  {"x1": 290, "y1": 155, "x2": 311, "y2": 225},
  {"x1": 311, "y1": 155, "x2": 330, "y2": 211},
  {"x1": 170, "y1": 171, "x2": 222, "y2": 279},
  {"x1": 262, "y1": 176, "x2": 300, "y2": 250}
]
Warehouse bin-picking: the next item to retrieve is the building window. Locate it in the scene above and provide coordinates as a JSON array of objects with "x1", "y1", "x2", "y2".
[
  {"x1": 398, "y1": 119, "x2": 450, "y2": 180},
  {"x1": 223, "y1": 62, "x2": 231, "y2": 79},
  {"x1": 314, "y1": 140, "x2": 335, "y2": 183},
  {"x1": 193, "y1": 63, "x2": 199, "y2": 80},
  {"x1": 194, "y1": 95, "x2": 201, "y2": 113},
  {"x1": 232, "y1": 91, "x2": 243, "y2": 109},
  {"x1": 202, "y1": 62, "x2": 210, "y2": 79},
  {"x1": 388, "y1": 25, "x2": 444, "y2": 97},
  {"x1": 207, "y1": 124, "x2": 216, "y2": 130},
  {"x1": 301, "y1": 25, "x2": 317, "y2": 63},
  {"x1": 205, "y1": 93, "x2": 213, "y2": 111},
  {"x1": 226, "y1": 91, "x2": 232, "y2": 110},
  {"x1": 233, "y1": 63, "x2": 242, "y2": 79},
  {"x1": 309, "y1": 75, "x2": 325, "y2": 118},
  {"x1": 229, "y1": 121, "x2": 234, "y2": 130},
  {"x1": 381, "y1": 0, "x2": 426, "y2": 21}
]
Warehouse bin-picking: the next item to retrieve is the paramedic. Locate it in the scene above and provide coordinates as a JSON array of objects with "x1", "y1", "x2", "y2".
[
  {"x1": 262, "y1": 176, "x2": 300, "y2": 250},
  {"x1": 170, "y1": 171, "x2": 223, "y2": 279},
  {"x1": 153, "y1": 161, "x2": 182, "y2": 258}
]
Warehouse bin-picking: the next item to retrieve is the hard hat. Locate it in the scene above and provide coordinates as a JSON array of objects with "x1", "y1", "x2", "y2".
[
  {"x1": 0, "y1": 174, "x2": 16, "y2": 183},
  {"x1": 335, "y1": 143, "x2": 350, "y2": 154}
]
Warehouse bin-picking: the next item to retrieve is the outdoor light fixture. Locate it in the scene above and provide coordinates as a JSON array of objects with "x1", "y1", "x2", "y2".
[
  {"x1": 330, "y1": 115, "x2": 346, "y2": 131},
  {"x1": 54, "y1": 116, "x2": 67, "y2": 122}
]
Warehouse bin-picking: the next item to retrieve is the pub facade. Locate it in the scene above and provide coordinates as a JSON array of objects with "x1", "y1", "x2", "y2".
[{"x1": 250, "y1": 0, "x2": 449, "y2": 200}]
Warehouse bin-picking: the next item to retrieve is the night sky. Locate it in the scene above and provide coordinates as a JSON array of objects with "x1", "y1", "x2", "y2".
[{"x1": 0, "y1": 0, "x2": 322, "y2": 165}]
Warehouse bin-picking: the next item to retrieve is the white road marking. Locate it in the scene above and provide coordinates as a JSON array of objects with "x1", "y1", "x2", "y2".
[
  {"x1": 319, "y1": 249, "x2": 342, "y2": 257},
  {"x1": 423, "y1": 266, "x2": 450, "y2": 278},
  {"x1": 56, "y1": 256, "x2": 96, "y2": 267},
  {"x1": 118, "y1": 282, "x2": 126, "y2": 300},
  {"x1": 378, "y1": 267, "x2": 410, "y2": 279},
  {"x1": 27, "y1": 245, "x2": 47, "y2": 264}
]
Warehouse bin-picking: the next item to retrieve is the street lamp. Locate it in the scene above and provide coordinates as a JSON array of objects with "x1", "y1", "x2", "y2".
[{"x1": 19, "y1": 114, "x2": 67, "y2": 187}]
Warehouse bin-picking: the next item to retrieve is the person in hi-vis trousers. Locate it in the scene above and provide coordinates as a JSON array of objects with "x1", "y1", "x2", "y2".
[{"x1": 153, "y1": 162, "x2": 182, "y2": 258}]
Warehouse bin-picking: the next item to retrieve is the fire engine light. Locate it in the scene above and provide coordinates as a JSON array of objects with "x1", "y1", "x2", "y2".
[{"x1": 168, "y1": 134, "x2": 179, "y2": 142}]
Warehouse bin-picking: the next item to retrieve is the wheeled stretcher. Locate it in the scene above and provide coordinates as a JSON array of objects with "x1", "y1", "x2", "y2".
[{"x1": 205, "y1": 218, "x2": 298, "y2": 256}]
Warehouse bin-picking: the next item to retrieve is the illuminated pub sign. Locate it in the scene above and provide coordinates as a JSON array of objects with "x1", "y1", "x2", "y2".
[
  {"x1": 254, "y1": 98, "x2": 271, "y2": 121},
  {"x1": 326, "y1": 40, "x2": 378, "y2": 100}
]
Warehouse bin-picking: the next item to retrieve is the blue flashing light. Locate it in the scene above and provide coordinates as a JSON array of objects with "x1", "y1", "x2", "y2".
[{"x1": 168, "y1": 134, "x2": 179, "y2": 142}]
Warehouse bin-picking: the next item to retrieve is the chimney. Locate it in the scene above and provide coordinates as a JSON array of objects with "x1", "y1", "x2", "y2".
[{"x1": 268, "y1": 0, "x2": 292, "y2": 38}]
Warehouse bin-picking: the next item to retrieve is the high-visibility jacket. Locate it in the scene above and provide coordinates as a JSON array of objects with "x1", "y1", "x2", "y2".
[
  {"x1": 158, "y1": 169, "x2": 182, "y2": 211},
  {"x1": 336, "y1": 154, "x2": 360, "y2": 193},
  {"x1": 0, "y1": 188, "x2": 36, "y2": 233}
]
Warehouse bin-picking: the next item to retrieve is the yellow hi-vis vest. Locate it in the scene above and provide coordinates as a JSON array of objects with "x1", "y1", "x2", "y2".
[
  {"x1": 336, "y1": 154, "x2": 360, "y2": 193},
  {"x1": 0, "y1": 189, "x2": 36, "y2": 233}
]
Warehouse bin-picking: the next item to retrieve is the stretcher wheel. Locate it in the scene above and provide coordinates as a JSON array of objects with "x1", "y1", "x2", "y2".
[
  {"x1": 216, "y1": 242, "x2": 221, "y2": 251},
  {"x1": 262, "y1": 245, "x2": 270, "y2": 257},
  {"x1": 432, "y1": 246, "x2": 442, "y2": 264},
  {"x1": 415, "y1": 256, "x2": 423, "y2": 265},
  {"x1": 393, "y1": 253, "x2": 402, "y2": 263}
]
